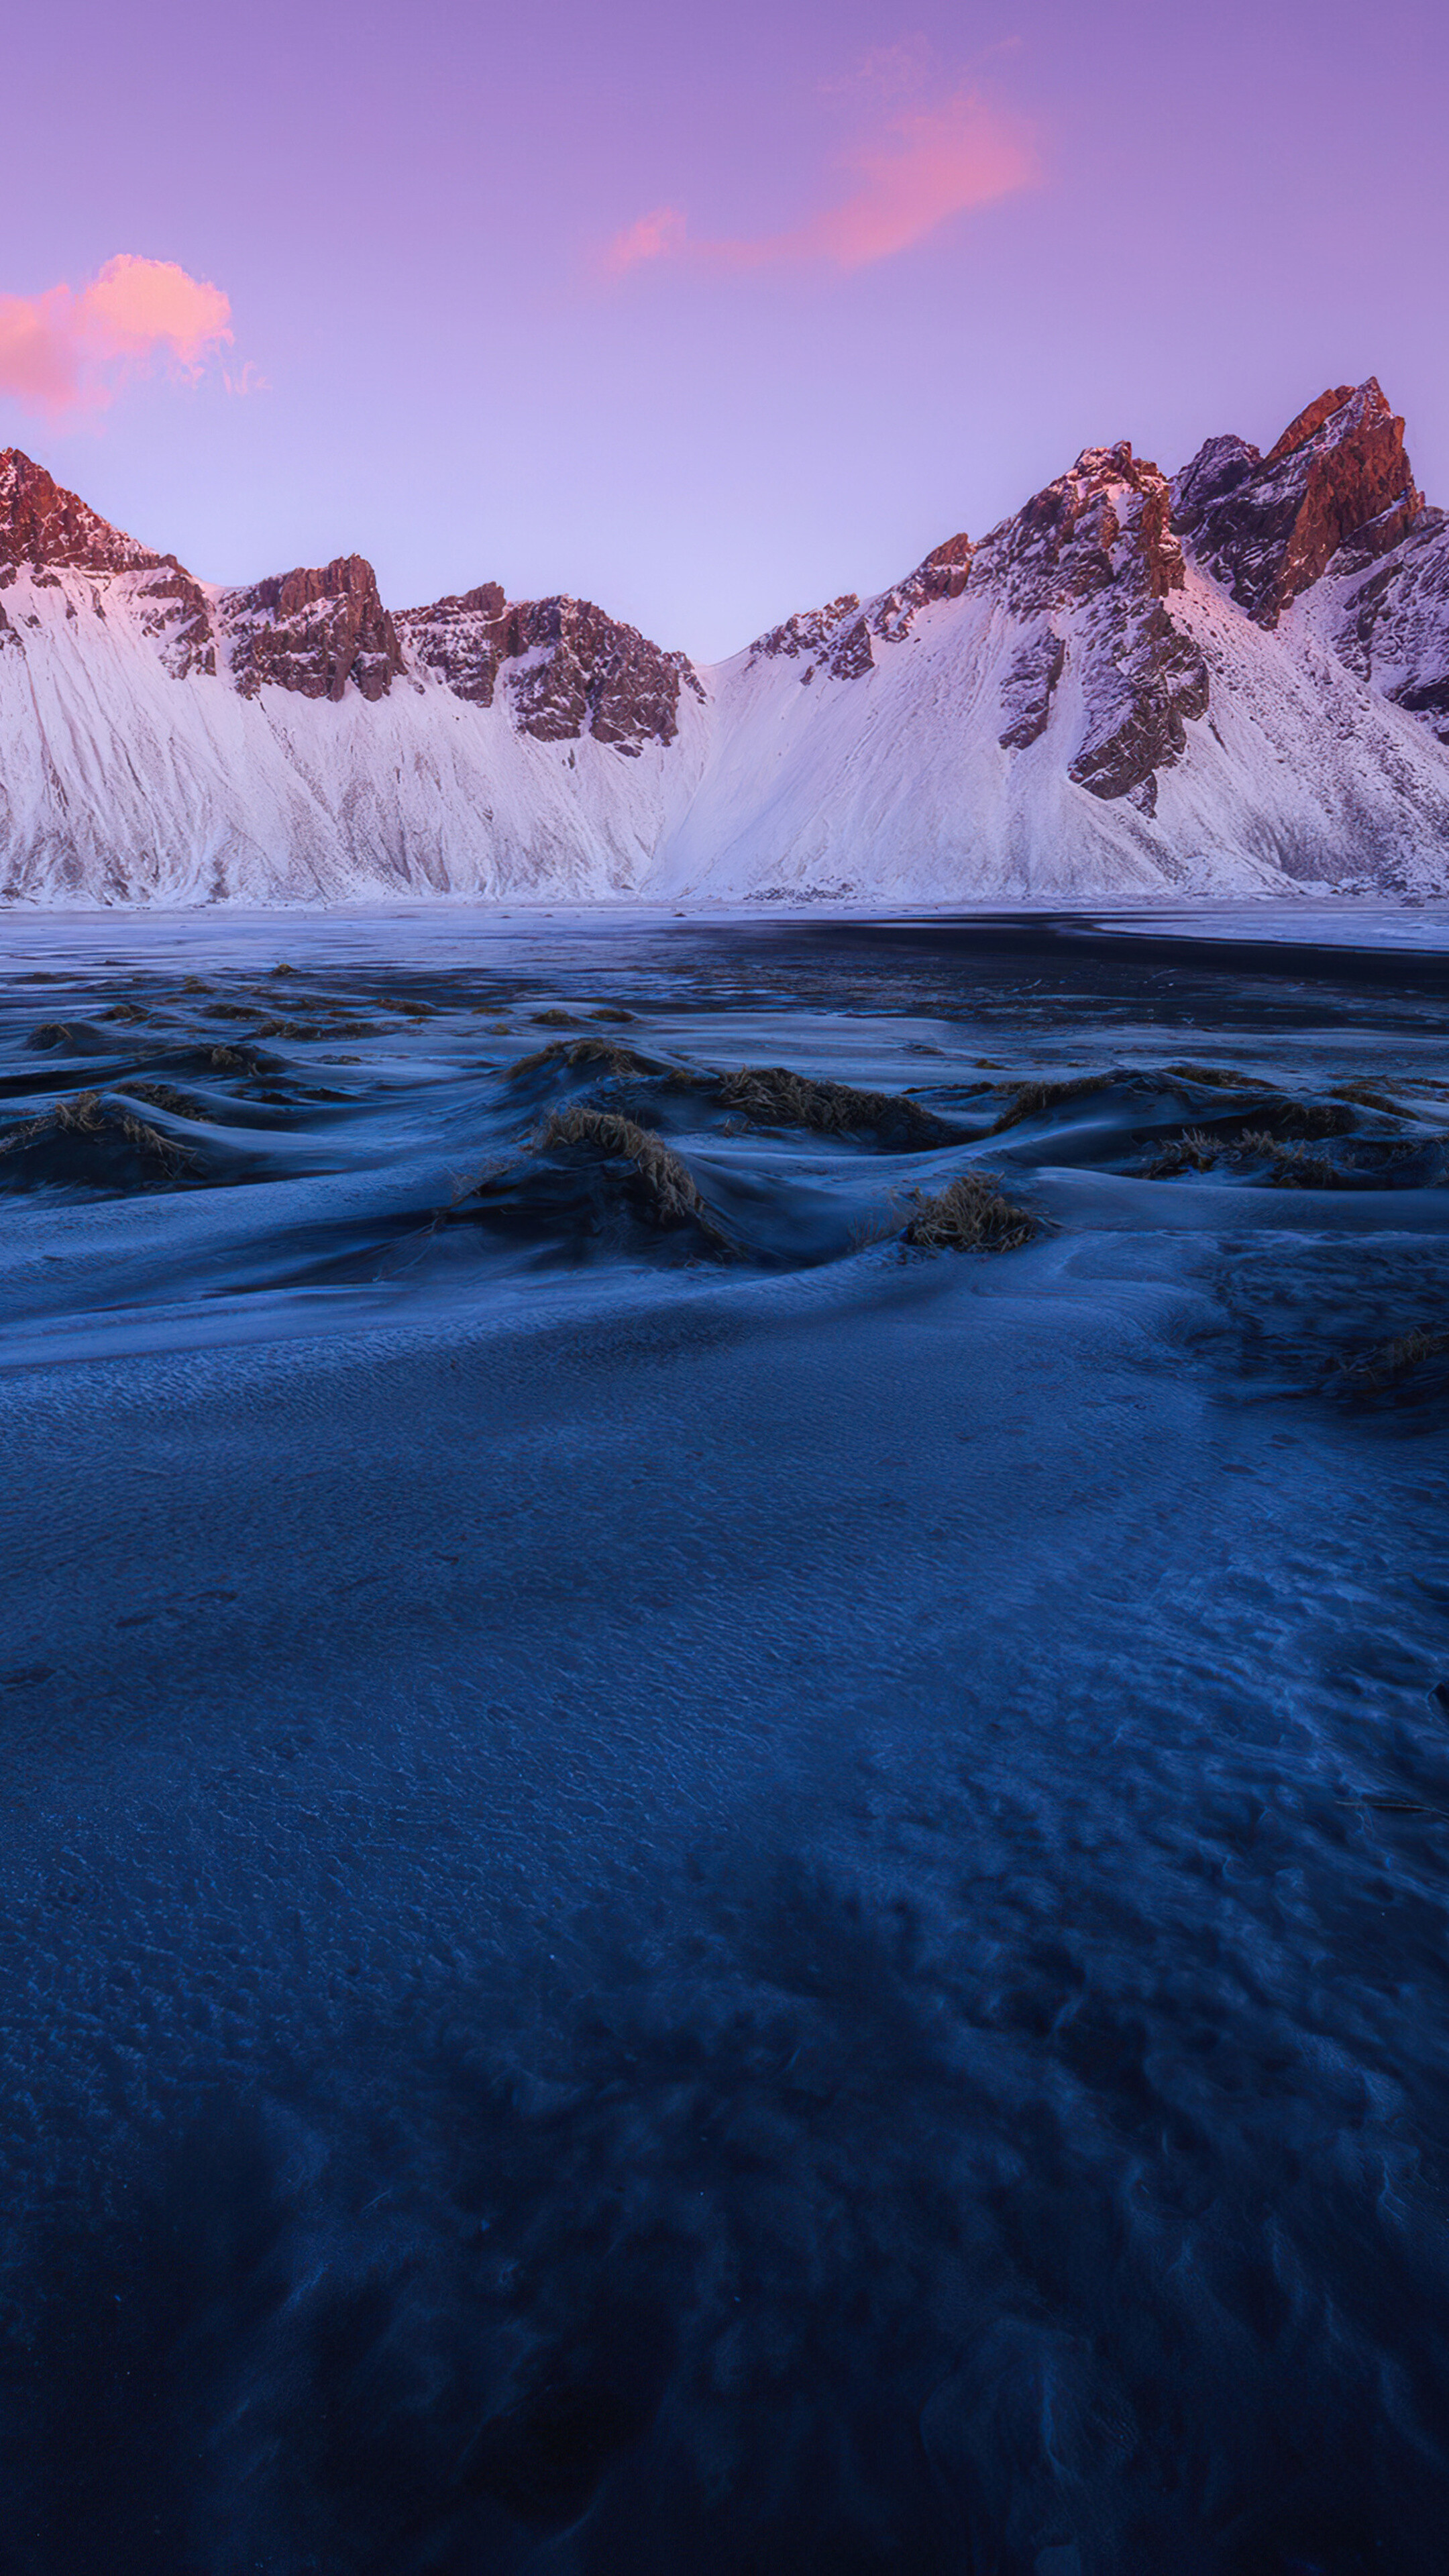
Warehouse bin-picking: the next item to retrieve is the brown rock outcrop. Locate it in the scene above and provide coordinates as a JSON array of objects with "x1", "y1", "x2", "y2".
[
  {"x1": 998, "y1": 626, "x2": 1065, "y2": 749},
  {"x1": 1173, "y1": 379, "x2": 1422, "y2": 626},
  {"x1": 394, "y1": 583, "x2": 509, "y2": 704},
  {"x1": 0, "y1": 449, "x2": 163, "y2": 574},
  {"x1": 974, "y1": 443, "x2": 1208, "y2": 806},
  {"x1": 749, "y1": 595, "x2": 862, "y2": 666},
  {"x1": 0, "y1": 449, "x2": 215, "y2": 674},
  {"x1": 397, "y1": 587, "x2": 701, "y2": 749},
  {"x1": 501, "y1": 597, "x2": 701, "y2": 752},
  {"x1": 221, "y1": 556, "x2": 404, "y2": 702}
]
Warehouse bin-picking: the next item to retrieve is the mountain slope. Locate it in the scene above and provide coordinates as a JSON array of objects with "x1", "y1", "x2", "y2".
[{"x1": 2, "y1": 386, "x2": 1448, "y2": 905}]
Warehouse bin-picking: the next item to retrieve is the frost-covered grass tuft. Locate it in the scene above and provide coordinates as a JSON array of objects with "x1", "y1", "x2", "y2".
[
  {"x1": 0, "y1": 1091, "x2": 203, "y2": 1188},
  {"x1": 1165, "y1": 1061, "x2": 1273, "y2": 1091},
  {"x1": 115, "y1": 1081, "x2": 212, "y2": 1123},
  {"x1": 1330, "y1": 1080, "x2": 1403, "y2": 1114},
  {"x1": 1235, "y1": 1131, "x2": 1345, "y2": 1189},
  {"x1": 1336, "y1": 1323, "x2": 1449, "y2": 1397},
  {"x1": 536, "y1": 1104, "x2": 721, "y2": 1237},
  {"x1": 901, "y1": 1171, "x2": 1038, "y2": 1252},
  {"x1": 1140, "y1": 1128, "x2": 1220, "y2": 1177},
  {"x1": 509, "y1": 1036, "x2": 675, "y2": 1083},
  {"x1": 717, "y1": 1065, "x2": 948, "y2": 1146},
  {"x1": 989, "y1": 1073, "x2": 1116, "y2": 1132}
]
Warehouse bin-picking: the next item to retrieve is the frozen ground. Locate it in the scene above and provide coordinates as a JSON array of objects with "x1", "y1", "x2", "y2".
[{"x1": 1, "y1": 906, "x2": 1448, "y2": 2572}]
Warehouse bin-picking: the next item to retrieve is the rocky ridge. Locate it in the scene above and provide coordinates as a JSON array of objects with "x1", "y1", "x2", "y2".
[{"x1": 3, "y1": 376, "x2": 1449, "y2": 900}]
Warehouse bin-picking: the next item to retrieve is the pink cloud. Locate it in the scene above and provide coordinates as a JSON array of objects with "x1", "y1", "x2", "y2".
[
  {"x1": 604, "y1": 90, "x2": 1036, "y2": 281},
  {"x1": 601, "y1": 205, "x2": 688, "y2": 280},
  {"x1": 0, "y1": 254, "x2": 233, "y2": 420}
]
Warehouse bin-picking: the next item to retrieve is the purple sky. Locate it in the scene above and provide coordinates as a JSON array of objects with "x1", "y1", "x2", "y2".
[{"x1": 1, "y1": 0, "x2": 1445, "y2": 661}]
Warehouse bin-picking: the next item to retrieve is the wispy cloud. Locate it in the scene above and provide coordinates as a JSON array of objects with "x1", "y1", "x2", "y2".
[
  {"x1": 603, "y1": 88, "x2": 1036, "y2": 282},
  {"x1": 601, "y1": 205, "x2": 690, "y2": 281},
  {"x1": 223, "y1": 359, "x2": 271, "y2": 398},
  {"x1": 0, "y1": 254, "x2": 233, "y2": 420}
]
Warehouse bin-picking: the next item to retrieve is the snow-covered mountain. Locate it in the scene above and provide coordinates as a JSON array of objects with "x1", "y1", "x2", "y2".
[{"x1": 3, "y1": 378, "x2": 1449, "y2": 904}]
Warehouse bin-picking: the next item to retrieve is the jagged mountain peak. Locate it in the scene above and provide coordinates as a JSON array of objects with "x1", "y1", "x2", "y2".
[
  {"x1": 1266, "y1": 382, "x2": 1358, "y2": 464},
  {"x1": 0, "y1": 447, "x2": 168, "y2": 577},
  {"x1": 1173, "y1": 376, "x2": 1421, "y2": 626}
]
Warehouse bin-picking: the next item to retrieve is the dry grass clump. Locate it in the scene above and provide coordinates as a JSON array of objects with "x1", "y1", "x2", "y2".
[
  {"x1": 1234, "y1": 1131, "x2": 1344, "y2": 1189},
  {"x1": 716, "y1": 1065, "x2": 948, "y2": 1145},
  {"x1": 1331, "y1": 1080, "x2": 1401, "y2": 1112},
  {"x1": 509, "y1": 1036, "x2": 673, "y2": 1083},
  {"x1": 115, "y1": 1080, "x2": 211, "y2": 1122},
  {"x1": 1337, "y1": 1324, "x2": 1449, "y2": 1395},
  {"x1": 989, "y1": 1073, "x2": 1116, "y2": 1132},
  {"x1": 1244, "y1": 1097, "x2": 1358, "y2": 1141},
  {"x1": 202, "y1": 1044, "x2": 269, "y2": 1075},
  {"x1": 0, "y1": 1091, "x2": 202, "y2": 1185},
  {"x1": 1165, "y1": 1061, "x2": 1272, "y2": 1090},
  {"x1": 1141, "y1": 1128, "x2": 1220, "y2": 1178},
  {"x1": 536, "y1": 1104, "x2": 722, "y2": 1237},
  {"x1": 901, "y1": 1170, "x2": 1038, "y2": 1252}
]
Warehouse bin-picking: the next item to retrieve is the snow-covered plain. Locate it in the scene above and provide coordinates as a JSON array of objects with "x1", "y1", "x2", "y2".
[{"x1": 1, "y1": 908, "x2": 1448, "y2": 2567}]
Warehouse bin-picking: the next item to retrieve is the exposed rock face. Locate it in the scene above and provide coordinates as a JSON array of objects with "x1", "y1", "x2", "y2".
[
  {"x1": 395, "y1": 582, "x2": 508, "y2": 705},
  {"x1": 1173, "y1": 379, "x2": 1422, "y2": 626},
  {"x1": 974, "y1": 442, "x2": 1208, "y2": 805},
  {"x1": 998, "y1": 625, "x2": 1065, "y2": 749},
  {"x1": 749, "y1": 595, "x2": 862, "y2": 667},
  {"x1": 866, "y1": 535, "x2": 975, "y2": 649},
  {"x1": 132, "y1": 567, "x2": 216, "y2": 679},
  {"x1": 221, "y1": 557, "x2": 404, "y2": 702},
  {"x1": 0, "y1": 449, "x2": 162, "y2": 575},
  {"x1": 907, "y1": 531, "x2": 973, "y2": 604},
  {"x1": 398, "y1": 588, "x2": 701, "y2": 749},
  {"x1": 500, "y1": 597, "x2": 702, "y2": 753},
  {"x1": 1, "y1": 449, "x2": 215, "y2": 675},
  {"x1": 1327, "y1": 507, "x2": 1449, "y2": 743},
  {"x1": 746, "y1": 537, "x2": 976, "y2": 686}
]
